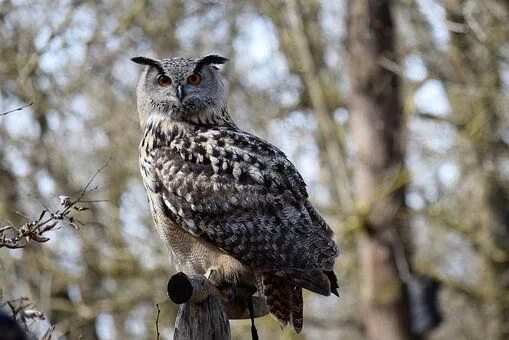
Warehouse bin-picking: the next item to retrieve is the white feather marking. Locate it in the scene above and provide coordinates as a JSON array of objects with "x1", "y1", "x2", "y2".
[
  {"x1": 210, "y1": 156, "x2": 220, "y2": 173},
  {"x1": 232, "y1": 163, "x2": 242, "y2": 180},
  {"x1": 248, "y1": 166, "x2": 264, "y2": 184}
]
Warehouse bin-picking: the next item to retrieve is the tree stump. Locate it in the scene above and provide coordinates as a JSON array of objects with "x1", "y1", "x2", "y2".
[
  {"x1": 167, "y1": 272, "x2": 269, "y2": 340},
  {"x1": 173, "y1": 295, "x2": 230, "y2": 340}
]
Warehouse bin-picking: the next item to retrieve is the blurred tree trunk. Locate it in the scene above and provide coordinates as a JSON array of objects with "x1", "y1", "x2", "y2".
[{"x1": 346, "y1": 1, "x2": 412, "y2": 339}]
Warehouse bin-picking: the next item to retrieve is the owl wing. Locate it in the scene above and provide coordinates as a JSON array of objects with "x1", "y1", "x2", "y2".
[{"x1": 151, "y1": 126, "x2": 339, "y2": 293}]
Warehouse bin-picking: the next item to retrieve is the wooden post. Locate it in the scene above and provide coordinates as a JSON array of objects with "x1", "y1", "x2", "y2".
[{"x1": 167, "y1": 272, "x2": 268, "y2": 340}]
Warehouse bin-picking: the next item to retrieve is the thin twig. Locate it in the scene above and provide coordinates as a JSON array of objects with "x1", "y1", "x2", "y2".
[
  {"x1": 155, "y1": 304, "x2": 161, "y2": 340},
  {"x1": 0, "y1": 102, "x2": 33, "y2": 116},
  {"x1": 79, "y1": 158, "x2": 111, "y2": 197}
]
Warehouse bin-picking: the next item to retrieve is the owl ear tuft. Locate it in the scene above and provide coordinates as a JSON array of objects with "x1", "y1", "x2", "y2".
[
  {"x1": 131, "y1": 56, "x2": 164, "y2": 73},
  {"x1": 194, "y1": 55, "x2": 228, "y2": 73}
]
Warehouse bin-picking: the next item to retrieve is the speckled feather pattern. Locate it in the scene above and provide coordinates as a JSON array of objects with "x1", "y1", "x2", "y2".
[{"x1": 135, "y1": 56, "x2": 339, "y2": 332}]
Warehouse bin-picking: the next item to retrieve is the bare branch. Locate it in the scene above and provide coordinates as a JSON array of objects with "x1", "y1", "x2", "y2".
[
  {"x1": 0, "y1": 102, "x2": 33, "y2": 116},
  {"x1": 155, "y1": 304, "x2": 161, "y2": 340},
  {"x1": 0, "y1": 161, "x2": 109, "y2": 249}
]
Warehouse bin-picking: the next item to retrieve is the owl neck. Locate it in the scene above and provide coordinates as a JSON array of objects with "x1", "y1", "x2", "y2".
[
  {"x1": 142, "y1": 111, "x2": 235, "y2": 152},
  {"x1": 186, "y1": 105, "x2": 237, "y2": 128},
  {"x1": 142, "y1": 106, "x2": 237, "y2": 143},
  {"x1": 139, "y1": 96, "x2": 236, "y2": 130}
]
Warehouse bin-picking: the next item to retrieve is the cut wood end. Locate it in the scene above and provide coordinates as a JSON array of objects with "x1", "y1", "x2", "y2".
[
  {"x1": 166, "y1": 272, "x2": 269, "y2": 319},
  {"x1": 167, "y1": 272, "x2": 194, "y2": 304}
]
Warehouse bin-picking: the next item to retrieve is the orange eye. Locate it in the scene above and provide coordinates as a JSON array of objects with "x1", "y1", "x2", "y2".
[
  {"x1": 157, "y1": 75, "x2": 171, "y2": 87},
  {"x1": 187, "y1": 73, "x2": 201, "y2": 85}
]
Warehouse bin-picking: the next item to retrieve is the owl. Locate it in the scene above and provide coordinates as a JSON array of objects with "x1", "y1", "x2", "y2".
[{"x1": 132, "y1": 54, "x2": 339, "y2": 333}]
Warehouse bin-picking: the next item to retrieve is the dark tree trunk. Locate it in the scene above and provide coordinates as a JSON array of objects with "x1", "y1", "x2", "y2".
[{"x1": 346, "y1": 1, "x2": 412, "y2": 339}]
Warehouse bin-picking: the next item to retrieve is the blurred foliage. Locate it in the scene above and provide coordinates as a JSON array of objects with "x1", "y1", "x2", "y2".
[{"x1": 0, "y1": 0, "x2": 508, "y2": 339}]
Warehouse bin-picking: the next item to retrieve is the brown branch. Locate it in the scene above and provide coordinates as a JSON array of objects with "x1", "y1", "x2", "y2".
[
  {"x1": 0, "y1": 160, "x2": 109, "y2": 249},
  {"x1": 155, "y1": 304, "x2": 161, "y2": 340}
]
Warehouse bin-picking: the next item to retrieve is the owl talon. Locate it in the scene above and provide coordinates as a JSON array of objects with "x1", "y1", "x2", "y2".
[
  {"x1": 205, "y1": 269, "x2": 235, "y2": 302},
  {"x1": 206, "y1": 268, "x2": 223, "y2": 285}
]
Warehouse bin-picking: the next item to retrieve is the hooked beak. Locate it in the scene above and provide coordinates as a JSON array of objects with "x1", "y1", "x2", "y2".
[{"x1": 176, "y1": 84, "x2": 185, "y2": 102}]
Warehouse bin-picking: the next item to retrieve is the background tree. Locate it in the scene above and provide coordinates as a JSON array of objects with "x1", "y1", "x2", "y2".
[{"x1": 347, "y1": 0, "x2": 412, "y2": 339}]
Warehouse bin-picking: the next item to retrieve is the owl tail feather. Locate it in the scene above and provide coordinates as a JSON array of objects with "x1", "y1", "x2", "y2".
[
  {"x1": 290, "y1": 285, "x2": 303, "y2": 333},
  {"x1": 324, "y1": 270, "x2": 340, "y2": 297},
  {"x1": 275, "y1": 269, "x2": 333, "y2": 296},
  {"x1": 261, "y1": 274, "x2": 304, "y2": 333}
]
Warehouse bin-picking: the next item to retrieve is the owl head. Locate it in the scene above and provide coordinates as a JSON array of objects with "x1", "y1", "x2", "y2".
[{"x1": 132, "y1": 55, "x2": 230, "y2": 128}]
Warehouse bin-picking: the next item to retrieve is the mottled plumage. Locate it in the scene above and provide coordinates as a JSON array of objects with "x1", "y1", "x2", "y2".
[{"x1": 132, "y1": 55, "x2": 339, "y2": 332}]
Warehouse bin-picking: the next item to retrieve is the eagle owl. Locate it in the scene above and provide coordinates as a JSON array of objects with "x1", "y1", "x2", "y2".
[{"x1": 132, "y1": 55, "x2": 339, "y2": 332}]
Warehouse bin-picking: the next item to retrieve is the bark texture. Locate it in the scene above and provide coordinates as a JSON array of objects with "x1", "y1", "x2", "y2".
[
  {"x1": 347, "y1": 1, "x2": 412, "y2": 339},
  {"x1": 173, "y1": 296, "x2": 231, "y2": 340}
]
